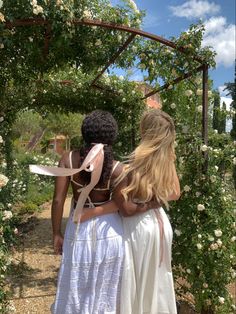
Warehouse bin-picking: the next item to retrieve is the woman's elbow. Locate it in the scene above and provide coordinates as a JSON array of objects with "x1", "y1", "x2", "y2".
[{"x1": 168, "y1": 191, "x2": 181, "y2": 201}]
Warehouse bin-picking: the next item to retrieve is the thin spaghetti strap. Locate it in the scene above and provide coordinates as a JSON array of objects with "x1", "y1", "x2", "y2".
[
  {"x1": 107, "y1": 161, "x2": 120, "y2": 188},
  {"x1": 69, "y1": 151, "x2": 73, "y2": 169}
]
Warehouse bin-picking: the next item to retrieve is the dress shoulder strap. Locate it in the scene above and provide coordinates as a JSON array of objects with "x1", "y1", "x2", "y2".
[
  {"x1": 107, "y1": 161, "x2": 120, "y2": 188},
  {"x1": 69, "y1": 151, "x2": 73, "y2": 169}
]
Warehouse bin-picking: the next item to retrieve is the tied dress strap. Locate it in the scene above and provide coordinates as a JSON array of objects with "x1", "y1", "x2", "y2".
[
  {"x1": 29, "y1": 143, "x2": 105, "y2": 225},
  {"x1": 154, "y1": 208, "x2": 164, "y2": 267}
]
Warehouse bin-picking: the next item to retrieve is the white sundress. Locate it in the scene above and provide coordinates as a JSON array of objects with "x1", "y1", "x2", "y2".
[
  {"x1": 51, "y1": 157, "x2": 124, "y2": 314},
  {"x1": 120, "y1": 207, "x2": 177, "y2": 314}
]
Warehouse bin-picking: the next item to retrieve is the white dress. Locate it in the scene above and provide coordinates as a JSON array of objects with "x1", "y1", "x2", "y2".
[
  {"x1": 120, "y1": 208, "x2": 177, "y2": 314},
  {"x1": 51, "y1": 207, "x2": 124, "y2": 314},
  {"x1": 51, "y1": 156, "x2": 124, "y2": 314}
]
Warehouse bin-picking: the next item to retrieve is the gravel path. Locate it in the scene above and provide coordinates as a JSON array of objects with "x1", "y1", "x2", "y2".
[{"x1": 8, "y1": 198, "x2": 71, "y2": 314}]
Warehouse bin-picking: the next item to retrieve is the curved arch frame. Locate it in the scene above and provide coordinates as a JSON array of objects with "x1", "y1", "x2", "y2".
[{"x1": 4, "y1": 17, "x2": 209, "y2": 150}]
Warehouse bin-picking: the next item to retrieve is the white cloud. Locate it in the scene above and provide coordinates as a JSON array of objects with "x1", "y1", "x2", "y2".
[
  {"x1": 202, "y1": 17, "x2": 235, "y2": 67},
  {"x1": 169, "y1": 0, "x2": 220, "y2": 19}
]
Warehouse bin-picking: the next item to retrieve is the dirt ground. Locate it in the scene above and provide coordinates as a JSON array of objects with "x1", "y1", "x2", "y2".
[
  {"x1": 7, "y1": 198, "x2": 235, "y2": 314},
  {"x1": 7, "y1": 198, "x2": 71, "y2": 314}
]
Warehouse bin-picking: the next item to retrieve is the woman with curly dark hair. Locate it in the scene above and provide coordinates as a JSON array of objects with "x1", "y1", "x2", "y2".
[{"x1": 31, "y1": 110, "x2": 124, "y2": 313}]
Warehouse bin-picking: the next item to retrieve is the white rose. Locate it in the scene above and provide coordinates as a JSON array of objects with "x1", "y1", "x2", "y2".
[
  {"x1": 0, "y1": 135, "x2": 3, "y2": 143},
  {"x1": 33, "y1": 5, "x2": 44, "y2": 15},
  {"x1": 0, "y1": 12, "x2": 5, "y2": 22},
  {"x1": 186, "y1": 269, "x2": 191, "y2": 274},
  {"x1": 2, "y1": 210, "x2": 13, "y2": 221},
  {"x1": 210, "y1": 175, "x2": 216, "y2": 183},
  {"x1": 122, "y1": 98, "x2": 126, "y2": 103},
  {"x1": 197, "y1": 204, "x2": 205, "y2": 211},
  {"x1": 210, "y1": 243, "x2": 218, "y2": 250},
  {"x1": 0, "y1": 43, "x2": 4, "y2": 49},
  {"x1": 218, "y1": 297, "x2": 225, "y2": 304},
  {"x1": 14, "y1": 228, "x2": 18, "y2": 235},
  {"x1": 174, "y1": 229, "x2": 181, "y2": 236},
  {"x1": 203, "y1": 283, "x2": 208, "y2": 288},
  {"x1": 128, "y1": 0, "x2": 139, "y2": 12},
  {"x1": 197, "y1": 105, "x2": 202, "y2": 113},
  {"x1": 183, "y1": 185, "x2": 191, "y2": 192},
  {"x1": 185, "y1": 90, "x2": 193, "y2": 96},
  {"x1": 231, "y1": 236, "x2": 236, "y2": 242},
  {"x1": 0, "y1": 116, "x2": 4, "y2": 122},
  {"x1": 95, "y1": 39, "x2": 102, "y2": 46},
  {"x1": 118, "y1": 89, "x2": 123, "y2": 93},
  {"x1": 196, "y1": 192, "x2": 201, "y2": 197},
  {"x1": 174, "y1": 141, "x2": 178, "y2": 148},
  {"x1": 214, "y1": 129, "x2": 218, "y2": 134},
  {"x1": 0, "y1": 174, "x2": 9, "y2": 188},
  {"x1": 0, "y1": 0, "x2": 3, "y2": 9},
  {"x1": 214, "y1": 166, "x2": 219, "y2": 171},
  {"x1": 200, "y1": 144, "x2": 208, "y2": 152},
  {"x1": 216, "y1": 239, "x2": 222, "y2": 247},
  {"x1": 83, "y1": 10, "x2": 92, "y2": 19},
  {"x1": 117, "y1": 35, "x2": 122, "y2": 42},
  {"x1": 208, "y1": 236, "x2": 214, "y2": 241},
  {"x1": 170, "y1": 103, "x2": 176, "y2": 109},
  {"x1": 198, "y1": 234, "x2": 202, "y2": 239},
  {"x1": 214, "y1": 229, "x2": 222, "y2": 237},
  {"x1": 197, "y1": 243, "x2": 202, "y2": 250},
  {"x1": 233, "y1": 157, "x2": 236, "y2": 165},
  {"x1": 196, "y1": 89, "x2": 203, "y2": 96},
  {"x1": 208, "y1": 91, "x2": 212, "y2": 97}
]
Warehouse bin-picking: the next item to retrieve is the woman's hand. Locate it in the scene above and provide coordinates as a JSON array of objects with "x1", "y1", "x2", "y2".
[{"x1": 53, "y1": 233, "x2": 64, "y2": 255}]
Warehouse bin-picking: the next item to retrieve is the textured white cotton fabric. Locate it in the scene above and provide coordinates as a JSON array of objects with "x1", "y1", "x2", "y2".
[
  {"x1": 120, "y1": 208, "x2": 177, "y2": 314},
  {"x1": 51, "y1": 208, "x2": 124, "y2": 314}
]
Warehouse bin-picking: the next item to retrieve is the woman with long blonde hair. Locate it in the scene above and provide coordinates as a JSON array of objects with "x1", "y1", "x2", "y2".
[{"x1": 81, "y1": 108, "x2": 180, "y2": 314}]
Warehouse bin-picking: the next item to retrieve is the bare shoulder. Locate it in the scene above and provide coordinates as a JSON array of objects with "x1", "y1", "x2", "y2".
[{"x1": 58, "y1": 151, "x2": 70, "y2": 168}]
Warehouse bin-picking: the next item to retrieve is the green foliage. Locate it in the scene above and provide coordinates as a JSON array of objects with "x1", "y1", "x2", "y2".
[
  {"x1": 0, "y1": 1, "x2": 234, "y2": 312},
  {"x1": 160, "y1": 79, "x2": 235, "y2": 313}
]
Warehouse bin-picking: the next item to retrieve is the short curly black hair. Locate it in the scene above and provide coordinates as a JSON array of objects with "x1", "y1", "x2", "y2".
[
  {"x1": 80, "y1": 110, "x2": 118, "y2": 185},
  {"x1": 81, "y1": 110, "x2": 118, "y2": 145}
]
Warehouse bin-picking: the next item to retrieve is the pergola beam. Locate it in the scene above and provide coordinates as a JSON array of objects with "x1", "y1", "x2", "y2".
[
  {"x1": 5, "y1": 18, "x2": 203, "y2": 64},
  {"x1": 142, "y1": 64, "x2": 204, "y2": 99},
  {"x1": 90, "y1": 33, "x2": 136, "y2": 86}
]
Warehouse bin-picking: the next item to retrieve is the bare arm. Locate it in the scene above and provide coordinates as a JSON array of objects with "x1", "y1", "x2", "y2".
[
  {"x1": 80, "y1": 200, "x2": 118, "y2": 222},
  {"x1": 51, "y1": 153, "x2": 70, "y2": 254},
  {"x1": 167, "y1": 164, "x2": 181, "y2": 201}
]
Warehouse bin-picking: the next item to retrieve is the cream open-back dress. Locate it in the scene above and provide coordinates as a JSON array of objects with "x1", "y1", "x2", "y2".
[{"x1": 120, "y1": 207, "x2": 177, "y2": 314}]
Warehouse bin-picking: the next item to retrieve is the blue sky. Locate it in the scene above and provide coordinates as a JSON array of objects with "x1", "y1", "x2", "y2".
[{"x1": 111, "y1": 0, "x2": 235, "y2": 97}]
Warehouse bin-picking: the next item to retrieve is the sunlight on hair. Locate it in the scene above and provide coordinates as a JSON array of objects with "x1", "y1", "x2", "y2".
[{"x1": 116, "y1": 109, "x2": 177, "y2": 208}]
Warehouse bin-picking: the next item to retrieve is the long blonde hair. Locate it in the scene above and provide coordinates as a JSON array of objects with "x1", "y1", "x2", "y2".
[{"x1": 117, "y1": 109, "x2": 177, "y2": 208}]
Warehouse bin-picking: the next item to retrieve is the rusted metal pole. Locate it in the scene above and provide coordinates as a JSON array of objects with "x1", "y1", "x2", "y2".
[
  {"x1": 142, "y1": 65, "x2": 204, "y2": 99},
  {"x1": 202, "y1": 64, "x2": 209, "y2": 172},
  {"x1": 91, "y1": 33, "x2": 136, "y2": 86}
]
